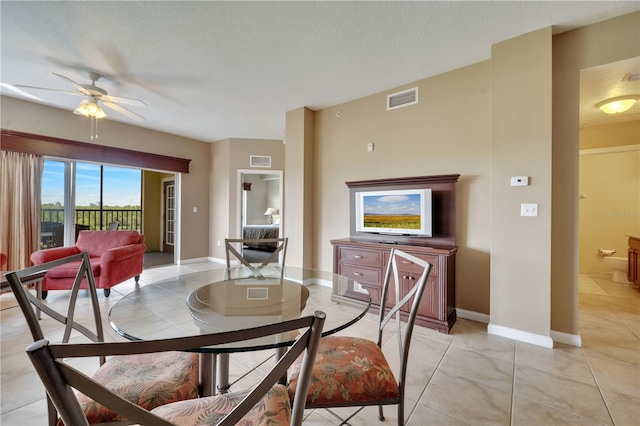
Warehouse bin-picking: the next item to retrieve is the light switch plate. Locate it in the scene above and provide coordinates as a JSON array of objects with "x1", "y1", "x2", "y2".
[{"x1": 521, "y1": 203, "x2": 538, "y2": 217}]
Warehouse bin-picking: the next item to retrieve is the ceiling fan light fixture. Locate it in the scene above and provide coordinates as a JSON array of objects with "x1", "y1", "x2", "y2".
[
  {"x1": 74, "y1": 99, "x2": 107, "y2": 119},
  {"x1": 596, "y1": 96, "x2": 639, "y2": 114}
]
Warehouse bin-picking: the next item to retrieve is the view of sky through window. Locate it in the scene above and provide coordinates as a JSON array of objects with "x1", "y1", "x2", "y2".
[{"x1": 42, "y1": 160, "x2": 141, "y2": 207}]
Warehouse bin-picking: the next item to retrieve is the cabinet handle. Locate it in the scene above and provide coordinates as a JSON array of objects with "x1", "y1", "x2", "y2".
[
  {"x1": 353, "y1": 272, "x2": 363, "y2": 276},
  {"x1": 401, "y1": 260, "x2": 414, "y2": 265},
  {"x1": 353, "y1": 255, "x2": 363, "y2": 259},
  {"x1": 402, "y1": 275, "x2": 409, "y2": 279}
]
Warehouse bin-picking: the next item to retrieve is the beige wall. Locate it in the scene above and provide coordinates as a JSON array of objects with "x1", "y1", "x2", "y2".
[
  {"x1": 142, "y1": 170, "x2": 162, "y2": 251},
  {"x1": 491, "y1": 28, "x2": 553, "y2": 342},
  {"x1": 311, "y1": 62, "x2": 492, "y2": 313},
  {"x1": 581, "y1": 121, "x2": 640, "y2": 150},
  {"x1": 579, "y1": 122, "x2": 640, "y2": 274},
  {"x1": 142, "y1": 170, "x2": 174, "y2": 252},
  {"x1": 285, "y1": 107, "x2": 315, "y2": 268},
  {"x1": 243, "y1": 174, "x2": 281, "y2": 225},
  {"x1": 1, "y1": 96, "x2": 211, "y2": 262},
  {"x1": 209, "y1": 138, "x2": 284, "y2": 260}
]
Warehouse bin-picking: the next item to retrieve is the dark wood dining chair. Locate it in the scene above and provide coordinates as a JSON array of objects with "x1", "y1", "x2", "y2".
[
  {"x1": 5, "y1": 252, "x2": 200, "y2": 426},
  {"x1": 225, "y1": 237, "x2": 288, "y2": 277},
  {"x1": 287, "y1": 248, "x2": 433, "y2": 425},
  {"x1": 26, "y1": 311, "x2": 326, "y2": 426}
]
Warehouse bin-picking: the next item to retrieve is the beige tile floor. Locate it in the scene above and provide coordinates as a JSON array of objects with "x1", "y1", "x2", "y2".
[{"x1": 1, "y1": 262, "x2": 639, "y2": 425}]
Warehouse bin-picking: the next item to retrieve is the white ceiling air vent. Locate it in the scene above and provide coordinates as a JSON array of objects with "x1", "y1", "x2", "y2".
[
  {"x1": 387, "y1": 87, "x2": 418, "y2": 111},
  {"x1": 250, "y1": 155, "x2": 271, "y2": 168}
]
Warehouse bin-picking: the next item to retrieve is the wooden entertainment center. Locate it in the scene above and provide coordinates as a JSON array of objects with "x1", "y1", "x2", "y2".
[{"x1": 331, "y1": 174, "x2": 459, "y2": 333}]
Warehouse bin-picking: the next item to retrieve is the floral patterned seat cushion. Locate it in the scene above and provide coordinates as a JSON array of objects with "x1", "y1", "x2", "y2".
[
  {"x1": 58, "y1": 351, "x2": 199, "y2": 425},
  {"x1": 151, "y1": 384, "x2": 292, "y2": 426},
  {"x1": 288, "y1": 335, "x2": 399, "y2": 407}
]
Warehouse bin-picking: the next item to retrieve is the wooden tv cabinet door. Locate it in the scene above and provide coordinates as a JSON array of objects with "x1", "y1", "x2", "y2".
[{"x1": 331, "y1": 239, "x2": 457, "y2": 333}]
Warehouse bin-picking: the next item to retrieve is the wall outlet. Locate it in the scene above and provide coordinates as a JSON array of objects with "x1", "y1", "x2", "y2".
[
  {"x1": 367, "y1": 142, "x2": 374, "y2": 152},
  {"x1": 521, "y1": 203, "x2": 538, "y2": 217}
]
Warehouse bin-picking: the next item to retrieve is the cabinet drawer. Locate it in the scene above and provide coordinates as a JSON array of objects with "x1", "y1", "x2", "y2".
[
  {"x1": 384, "y1": 252, "x2": 438, "y2": 276},
  {"x1": 339, "y1": 247, "x2": 381, "y2": 267},
  {"x1": 339, "y1": 264, "x2": 381, "y2": 286}
]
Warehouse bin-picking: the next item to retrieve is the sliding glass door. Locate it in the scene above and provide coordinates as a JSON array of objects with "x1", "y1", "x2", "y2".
[{"x1": 40, "y1": 159, "x2": 141, "y2": 248}]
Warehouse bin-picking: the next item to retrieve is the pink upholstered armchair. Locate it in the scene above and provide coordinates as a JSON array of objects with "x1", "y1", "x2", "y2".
[{"x1": 31, "y1": 230, "x2": 145, "y2": 298}]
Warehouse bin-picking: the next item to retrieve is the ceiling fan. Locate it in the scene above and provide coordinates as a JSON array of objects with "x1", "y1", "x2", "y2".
[{"x1": 13, "y1": 71, "x2": 146, "y2": 122}]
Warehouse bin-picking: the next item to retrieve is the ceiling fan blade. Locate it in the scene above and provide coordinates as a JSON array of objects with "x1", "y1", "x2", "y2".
[
  {"x1": 102, "y1": 101, "x2": 145, "y2": 122},
  {"x1": 102, "y1": 94, "x2": 146, "y2": 107},
  {"x1": 12, "y1": 84, "x2": 84, "y2": 97},
  {"x1": 52, "y1": 72, "x2": 91, "y2": 96}
]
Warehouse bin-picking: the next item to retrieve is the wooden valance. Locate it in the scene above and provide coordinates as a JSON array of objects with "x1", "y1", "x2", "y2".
[{"x1": 0, "y1": 129, "x2": 191, "y2": 174}]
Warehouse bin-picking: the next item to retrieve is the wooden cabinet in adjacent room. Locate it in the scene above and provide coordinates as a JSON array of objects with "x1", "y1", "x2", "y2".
[
  {"x1": 331, "y1": 239, "x2": 457, "y2": 333},
  {"x1": 629, "y1": 236, "x2": 640, "y2": 286}
]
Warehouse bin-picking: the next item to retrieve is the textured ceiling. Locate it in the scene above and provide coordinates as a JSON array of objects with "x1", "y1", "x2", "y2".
[{"x1": 1, "y1": 1, "x2": 639, "y2": 142}]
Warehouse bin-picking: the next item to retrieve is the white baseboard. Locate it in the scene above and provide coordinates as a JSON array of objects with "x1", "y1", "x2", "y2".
[
  {"x1": 178, "y1": 256, "x2": 214, "y2": 265},
  {"x1": 550, "y1": 330, "x2": 582, "y2": 347},
  {"x1": 488, "y1": 323, "x2": 554, "y2": 348},
  {"x1": 456, "y1": 308, "x2": 489, "y2": 324},
  {"x1": 457, "y1": 309, "x2": 582, "y2": 348}
]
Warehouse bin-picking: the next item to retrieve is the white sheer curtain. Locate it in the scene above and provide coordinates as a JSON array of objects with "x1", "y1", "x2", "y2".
[{"x1": 0, "y1": 150, "x2": 44, "y2": 270}]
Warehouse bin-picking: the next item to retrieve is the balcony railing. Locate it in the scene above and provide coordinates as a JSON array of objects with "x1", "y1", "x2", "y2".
[
  {"x1": 41, "y1": 208, "x2": 142, "y2": 248},
  {"x1": 42, "y1": 208, "x2": 141, "y2": 231}
]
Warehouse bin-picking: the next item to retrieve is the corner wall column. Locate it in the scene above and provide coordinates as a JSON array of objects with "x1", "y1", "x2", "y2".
[{"x1": 284, "y1": 107, "x2": 315, "y2": 268}]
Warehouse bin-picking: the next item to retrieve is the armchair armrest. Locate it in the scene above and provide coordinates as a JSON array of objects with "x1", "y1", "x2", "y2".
[
  {"x1": 99, "y1": 243, "x2": 146, "y2": 288},
  {"x1": 31, "y1": 246, "x2": 81, "y2": 265}
]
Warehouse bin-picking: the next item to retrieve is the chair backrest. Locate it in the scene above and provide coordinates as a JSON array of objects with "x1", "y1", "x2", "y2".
[
  {"x1": 225, "y1": 237, "x2": 288, "y2": 276},
  {"x1": 26, "y1": 311, "x2": 326, "y2": 426},
  {"x1": 378, "y1": 248, "x2": 432, "y2": 397},
  {"x1": 51, "y1": 223, "x2": 64, "y2": 247},
  {"x1": 6, "y1": 252, "x2": 105, "y2": 359},
  {"x1": 107, "y1": 220, "x2": 120, "y2": 230}
]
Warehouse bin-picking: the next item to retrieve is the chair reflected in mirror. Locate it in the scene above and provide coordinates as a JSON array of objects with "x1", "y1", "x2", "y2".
[{"x1": 225, "y1": 237, "x2": 288, "y2": 278}]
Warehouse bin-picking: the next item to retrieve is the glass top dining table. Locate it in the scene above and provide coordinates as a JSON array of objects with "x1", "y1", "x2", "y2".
[{"x1": 109, "y1": 265, "x2": 371, "y2": 396}]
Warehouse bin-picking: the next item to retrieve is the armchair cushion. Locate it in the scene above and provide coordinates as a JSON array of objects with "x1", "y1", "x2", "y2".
[{"x1": 46, "y1": 259, "x2": 100, "y2": 279}]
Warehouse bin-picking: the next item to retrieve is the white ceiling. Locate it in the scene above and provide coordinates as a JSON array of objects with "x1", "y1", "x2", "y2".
[{"x1": 1, "y1": 1, "x2": 639, "y2": 143}]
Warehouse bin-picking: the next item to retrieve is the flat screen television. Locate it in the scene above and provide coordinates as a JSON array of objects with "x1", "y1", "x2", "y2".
[{"x1": 355, "y1": 188, "x2": 432, "y2": 237}]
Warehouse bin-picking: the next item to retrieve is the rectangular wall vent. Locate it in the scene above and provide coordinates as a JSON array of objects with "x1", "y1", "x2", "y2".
[
  {"x1": 250, "y1": 155, "x2": 271, "y2": 168},
  {"x1": 387, "y1": 87, "x2": 418, "y2": 111}
]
